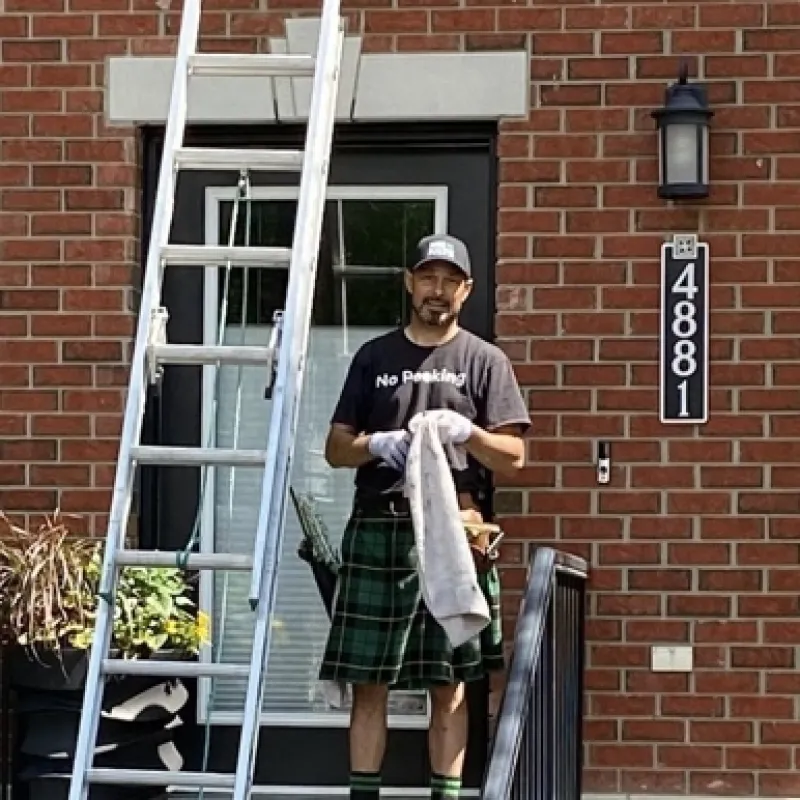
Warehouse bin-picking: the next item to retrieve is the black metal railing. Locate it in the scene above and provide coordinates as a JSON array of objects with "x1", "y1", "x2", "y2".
[{"x1": 482, "y1": 546, "x2": 588, "y2": 800}]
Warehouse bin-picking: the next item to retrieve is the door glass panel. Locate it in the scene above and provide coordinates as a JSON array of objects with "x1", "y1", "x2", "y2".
[{"x1": 205, "y1": 192, "x2": 439, "y2": 723}]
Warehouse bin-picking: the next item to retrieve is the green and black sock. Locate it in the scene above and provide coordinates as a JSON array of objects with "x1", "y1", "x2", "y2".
[
  {"x1": 350, "y1": 770, "x2": 381, "y2": 799},
  {"x1": 431, "y1": 772, "x2": 461, "y2": 799}
]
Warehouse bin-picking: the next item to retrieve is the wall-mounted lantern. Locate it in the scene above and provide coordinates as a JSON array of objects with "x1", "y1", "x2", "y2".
[{"x1": 651, "y1": 63, "x2": 713, "y2": 201}]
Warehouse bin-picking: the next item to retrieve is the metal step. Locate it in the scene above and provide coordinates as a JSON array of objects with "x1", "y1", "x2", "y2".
[
  {"x1": 87, "y1": 769, "x2": 234, "y2": 788},
  {"x1": 131, "y1": 445, "x2": 267, "y2": 467},
  {"x1": 160, "y1": 244, "x2": 292, "y2": 268},
  {"x1": 151, "y1": 344, "x2": 275, "y2": 367},
  {"x1": 174, "y1": 147, "x2": 304, "y2": 172},
  {"x1": 115, "y1": 550, "x2": 254, "y2": 570},
  {"x1": 102, "y1": 659, "x2": 249, "y2": 679},
  {"x1": 188, "y1": 52, "x2": 315, "y2": 79}
]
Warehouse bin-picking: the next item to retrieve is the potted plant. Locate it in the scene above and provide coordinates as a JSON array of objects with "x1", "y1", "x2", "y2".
[{"x1": 0, "y1": 511, "x2": 204, "y2": 800}]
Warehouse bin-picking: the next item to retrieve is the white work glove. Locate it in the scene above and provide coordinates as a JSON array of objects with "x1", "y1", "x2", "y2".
[
  {"x1": 434, "y1": 410, "x2": 474, "y2": 445},
  {"x1": 368, "y1": 430, "x2": 410, "y2": 471},
  {"x1": 410, "y1": 410, "x2": 473, "y2": 445}
]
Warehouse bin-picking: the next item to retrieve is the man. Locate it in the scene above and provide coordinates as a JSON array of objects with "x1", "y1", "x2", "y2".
[{"x1": 319, "y1": 233, "x2": 530, "y2": 800}]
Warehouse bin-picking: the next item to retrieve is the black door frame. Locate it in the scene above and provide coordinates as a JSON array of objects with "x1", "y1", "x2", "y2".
[{"x1": 138, "y1": 123, "x2": 499, "y2": 790}]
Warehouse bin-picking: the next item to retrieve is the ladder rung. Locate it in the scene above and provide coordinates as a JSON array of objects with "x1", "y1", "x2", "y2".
[
  {"x1": 102, "y1": 659, "x2": 249, "y2": 679},
  {"x1": 174, "y1": 147, "x2": 304, "y2": 172},
  {"x1": 188, "y1": 52, "x2": 315, "y2": 79},
  {"x1": 131, "y1": 445, "x2": 266, "y2": 467},
  {"x1": 160, "y1": 244, "x2": 291, "y2": 267},
  {"x1": 115, "y1": 550, "x2": 254, "y2": 570},
  {"x1": 152, "y1": 344, "x2": 275, "y2": 366},
  {"x1": 87, "y1": 769, "x2": 234, "y2": 788}
]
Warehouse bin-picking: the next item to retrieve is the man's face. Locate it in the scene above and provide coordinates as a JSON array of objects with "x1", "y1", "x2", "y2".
[{"x1": 405, "y1": 261, "x2": 473, "y2": 327}]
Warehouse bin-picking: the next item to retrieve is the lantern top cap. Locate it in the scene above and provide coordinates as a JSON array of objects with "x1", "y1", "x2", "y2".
[{"x1": 652, "y1": 61, "x2": 713, "y2": 121}]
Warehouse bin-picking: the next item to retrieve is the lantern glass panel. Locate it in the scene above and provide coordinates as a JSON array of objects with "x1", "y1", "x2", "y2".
[
  {"x1": 701, "y1": 124, "x2": 709, "y2": 184},
  {"x1": 665, "y1": 122, "x2": 699, "y2": 185}
]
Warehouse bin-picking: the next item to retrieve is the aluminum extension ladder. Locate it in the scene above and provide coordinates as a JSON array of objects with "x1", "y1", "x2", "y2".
[{"x1": 66, "y1": 1, "x2": 344, "y2": 797}]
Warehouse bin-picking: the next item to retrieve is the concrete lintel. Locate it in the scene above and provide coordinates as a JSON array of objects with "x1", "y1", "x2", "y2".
[{"x1": 106, "y1": 47, "x2": 528, "y2": 126}]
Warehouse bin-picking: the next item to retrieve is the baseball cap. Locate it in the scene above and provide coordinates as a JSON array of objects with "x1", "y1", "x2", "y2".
[{"x1": 410, "y1": 233, "x2": 471, "y2": 278}]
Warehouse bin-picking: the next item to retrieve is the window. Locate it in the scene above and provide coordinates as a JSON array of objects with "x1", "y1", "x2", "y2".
[{"x1": 198, "y1": 186, "x2": 448, "y2": 727}]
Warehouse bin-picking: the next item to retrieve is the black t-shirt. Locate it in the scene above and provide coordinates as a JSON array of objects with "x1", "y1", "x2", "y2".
[{"x1": 330, "y1": 328, "x2": 531, "y2": 497}]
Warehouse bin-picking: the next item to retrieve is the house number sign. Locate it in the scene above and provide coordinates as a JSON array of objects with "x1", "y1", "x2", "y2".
[{"x1": 659, "y1": 234, "x2": 709, "y2": 424}]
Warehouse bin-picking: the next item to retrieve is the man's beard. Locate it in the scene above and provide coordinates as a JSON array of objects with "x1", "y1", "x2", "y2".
[{"x1": 412, "y1": 299, "x2": 457, "y2": 327}]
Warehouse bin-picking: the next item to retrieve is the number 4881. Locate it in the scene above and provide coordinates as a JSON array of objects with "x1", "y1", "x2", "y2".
[{"x1": 670, "y1": 261, "x2": 699, "y2": 417}]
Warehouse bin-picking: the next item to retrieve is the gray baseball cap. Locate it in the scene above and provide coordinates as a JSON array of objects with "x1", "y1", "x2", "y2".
[{"x1": 410, "y1": 233, "x2": 471, "y2": 278}]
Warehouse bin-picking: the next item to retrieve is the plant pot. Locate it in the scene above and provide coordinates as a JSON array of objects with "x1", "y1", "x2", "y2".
[
  {"x1": 7, "y1": 646, "x2": 89, "y2": 692},
  {"x1": 8, "y1": 646, "x2": 191, "y2": 800}
]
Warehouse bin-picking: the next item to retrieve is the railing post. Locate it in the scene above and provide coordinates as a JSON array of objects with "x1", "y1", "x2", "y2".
[{"x1": 481, "y1": 548, "x2": 588, "y2": 800}]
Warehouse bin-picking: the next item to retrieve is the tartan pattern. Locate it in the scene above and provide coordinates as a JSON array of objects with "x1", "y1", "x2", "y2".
[{"x1": 319, "y1": 508, "x2": 504, "y2": 690}]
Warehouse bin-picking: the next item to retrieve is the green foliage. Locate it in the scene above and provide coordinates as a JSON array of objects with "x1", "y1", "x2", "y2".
[{"x1": 0, "y1": 511, "x2": 205, "y2": 660}]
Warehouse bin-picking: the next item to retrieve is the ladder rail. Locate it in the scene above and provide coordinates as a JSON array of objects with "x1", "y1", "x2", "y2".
[
  {"x1": 66, "y1": 3, "x2": 203, "y2": 799},
  {"x1": 232, "y1": 7, "x2": 345, "y2": 800},
  {"x1": 246, "y1": 6, "x2": 343, "y2": 610}
]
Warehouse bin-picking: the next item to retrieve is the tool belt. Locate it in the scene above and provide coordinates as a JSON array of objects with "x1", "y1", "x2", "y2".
[{"x1": 353, "y1": 494, "x2": 503, "y2": 573}]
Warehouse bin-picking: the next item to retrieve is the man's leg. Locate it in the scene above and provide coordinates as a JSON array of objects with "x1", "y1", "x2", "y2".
[
  {"x1": 349, "y1": 683, "x2": 389, "y2": 799},
  {"x1": 428, "y1": 683, "x2": 468, "y2": 799}
]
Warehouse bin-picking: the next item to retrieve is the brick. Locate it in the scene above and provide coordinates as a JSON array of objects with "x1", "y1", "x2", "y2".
[
  {"x1": 689, "y1": 720, "x2": 754, "y2": 743},
  {"x1": 497, "y1": 8, "x2": 559, "y2": 32},
  {"x1": 0, "y1": 489, "x2": 58, "y2": 510},
  {"x1": 762, "y1": 723, "x2": 800, "y2": 745},
  {"x1": 622, "y1": 771, "x2": 686, "y2": 794},
  {"x1": 699, "y1": 569, "x2": 762, "y2": 592},
  {"x1": 626, "y1": 619, "x2": 688, "y2": 643},
  {"x1": 700, "y1": 3, "x2": 764, "y2": 28},
  {"x1": 598, "y1": 543, "x2": 659, "y2": 565},
  {"x1": 566, "y1": 7, "x2": 627, "y2": 30},
  {"x1": 691, "y1": 774, "x2": 755, "y2": 796},
  {"x1": 33, "y1": 365, "x2": 92, "y2": 387},
  {"x1": 601, "y1": 31, "x2": 662, "y2": 55},
  {"x1": 623, "y1": 720, "x2": 686, "y2": 743},
  {"x1": 668, "y1": 595, "x2": 731, "y2": 617},
  {"x1": 570, "y1": 58, "x2": 629, "y2": 82},
  {"x1": 590, "y1": 744, "x2": 653, "y2": 769},
  {"x1": 659, "y1": 746, "x2": 722, "y2": 769},
  {"x1": 432, "y1": 9, "x2": 494, "y2": 32},
  {"x1": 739, "y1": 595, "x2": 799, "y2": 617},
  {"x1": 759, "y1": 774, "x2": 800, "y2": 796},
  {"x1": 661, "y1": 695, "x2": 724, "y2": 718},
  {"x1": 744, "y1": 29, "x2": 800, "y2": 52},
  {"x1": 533, "y1": 32, "x2": 592, "y2": 55},
  {"x1": 696, "y1": 671, "x2": 760, "y2": 695},
  {"x1": 731, "y1": 647, "x2": 795, "y2": 669},
  {"x1": 32, "y1": 414, "x2": 91, "y2": 437}
]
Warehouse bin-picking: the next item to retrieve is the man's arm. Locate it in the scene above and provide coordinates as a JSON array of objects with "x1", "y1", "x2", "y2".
[
  {"x1": 465, "y1": 348, "x2": 530, "y2": 476},
  {"x1": 324, "y1": 344, "x2": 373, "y2": 468},
  {"x1": 464, "y1": 423, "x2": 524, "y2": 476},
  {"x1": 324, "y1": 424, "x2": 375, "y2": 469}
]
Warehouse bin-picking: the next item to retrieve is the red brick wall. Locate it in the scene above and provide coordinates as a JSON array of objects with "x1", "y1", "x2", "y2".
[
  {"x1": 493, "y1": 3, "x2": 800, "y2": 797},
  {"x1": 2, "y1": 0, "x2": 800, "y2": 795}
]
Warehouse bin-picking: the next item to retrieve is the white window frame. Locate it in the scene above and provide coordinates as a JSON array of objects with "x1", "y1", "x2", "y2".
[{"x1": 198, "y1": 184, "x2": 449, "y2": 728}]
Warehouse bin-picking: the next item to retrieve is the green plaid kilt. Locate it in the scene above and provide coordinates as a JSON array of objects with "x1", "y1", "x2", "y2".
[{"x1": 319, "y1": 507, "x2": 504, "y2": 690}]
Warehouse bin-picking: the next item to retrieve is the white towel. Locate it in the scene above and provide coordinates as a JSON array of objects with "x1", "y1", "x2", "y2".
[{"x1": 404, "y1": 411, "x2": 491, "y2": 648}]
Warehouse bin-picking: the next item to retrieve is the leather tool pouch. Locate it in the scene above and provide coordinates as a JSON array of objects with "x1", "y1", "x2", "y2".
[{"x1": 464, "y1": 524, "x2": 502, "y2": 574}]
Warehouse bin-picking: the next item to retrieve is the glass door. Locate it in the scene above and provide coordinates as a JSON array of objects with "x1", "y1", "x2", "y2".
[{"x1": 197, "y1": 187, "x2": 448, "y2": 730}]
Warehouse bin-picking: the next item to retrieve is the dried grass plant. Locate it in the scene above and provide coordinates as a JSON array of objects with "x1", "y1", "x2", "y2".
[{"x1": 0, "y1": 510, "x2": 98, "y2": 656}]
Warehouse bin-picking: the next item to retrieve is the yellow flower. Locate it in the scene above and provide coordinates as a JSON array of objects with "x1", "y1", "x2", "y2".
[{"x1": 197, "y1": 611, "x2": 211, "y2": 644}]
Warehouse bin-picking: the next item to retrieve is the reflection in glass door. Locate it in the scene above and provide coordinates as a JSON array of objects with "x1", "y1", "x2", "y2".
[{"x1": 198, "y1": 187, "x2": 447, "y2": 728}]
